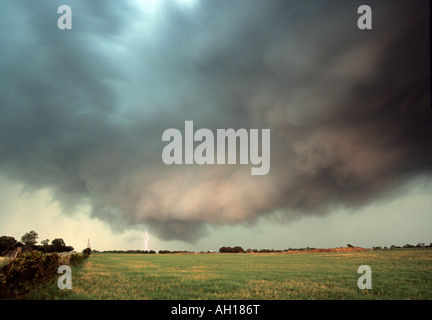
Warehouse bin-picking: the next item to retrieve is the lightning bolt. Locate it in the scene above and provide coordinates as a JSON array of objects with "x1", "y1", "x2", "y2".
[{"x1": 145, "y1": 230, "x2": 149, "y2": 251}]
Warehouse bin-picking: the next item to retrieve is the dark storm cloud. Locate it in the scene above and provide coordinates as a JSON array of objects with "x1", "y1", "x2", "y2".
[{"x1": 0, "y1": 0, "x2": 430, "y2": 242}]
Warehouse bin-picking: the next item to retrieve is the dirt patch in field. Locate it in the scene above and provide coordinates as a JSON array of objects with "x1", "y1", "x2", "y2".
[{"x1": 281, "y1": 247, "x2": 369, "y2": 254}]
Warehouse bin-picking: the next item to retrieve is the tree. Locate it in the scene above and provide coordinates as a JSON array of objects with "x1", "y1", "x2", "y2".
[
  {"x1": 219, "y1": 246, "x2": 244, "y2": 253},
  {"x1": 51, "y1": 238, "x2": 66, "y2": 248},
  {"x1": 50, "y1": 238, "x2": 73, "y2": 253},
  {"x1": 41, "y1": 239, "x2": 50, "y2": 246},
  {"x1": 0, "y1": 236, "x2": 18, "y2": 255},
  {"x1": 232, "y1": 246, "x2": 244, "y2": 253},
  {"x1": 21, "y1": 230, "x2": 38, "y2": 247}
]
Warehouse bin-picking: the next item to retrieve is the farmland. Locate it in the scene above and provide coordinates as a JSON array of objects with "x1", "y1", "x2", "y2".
[{"x1": 29, "y1": 248, "x2": 432, "y2": 300}]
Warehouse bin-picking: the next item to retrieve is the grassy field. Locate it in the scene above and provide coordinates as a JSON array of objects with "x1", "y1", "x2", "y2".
[{"x1": 31, "y1": 248, "x2": 432, "y2": 300}]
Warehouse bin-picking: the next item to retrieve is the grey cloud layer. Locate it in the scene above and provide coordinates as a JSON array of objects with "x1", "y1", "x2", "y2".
[{"x1": 0, "y1": 0, "x2": 430, "y2": 242}]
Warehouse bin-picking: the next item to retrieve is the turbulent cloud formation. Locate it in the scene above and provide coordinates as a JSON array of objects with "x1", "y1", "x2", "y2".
[{"x1": 0, "y1": 0, "x2": 430, "y2": 242}]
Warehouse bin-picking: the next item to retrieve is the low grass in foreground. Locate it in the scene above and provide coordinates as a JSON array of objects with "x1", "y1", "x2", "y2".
[{"x1": 32, "y1": 248, "x2": 432, "y2": 300}]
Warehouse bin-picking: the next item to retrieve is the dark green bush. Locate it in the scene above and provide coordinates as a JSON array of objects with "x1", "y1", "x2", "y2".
[
  {"x1": 82, "y1": 247, "x2": 91, "y2": 256},
  {"x1": 0, "y1": 250, "x2": 60, "y2": 299},
  {"x1": 69, "y1": 252, "x2": 91, "y2": 266},
  {"x1": 69, "y1": 253, "x2": 82, "y2": 266}
]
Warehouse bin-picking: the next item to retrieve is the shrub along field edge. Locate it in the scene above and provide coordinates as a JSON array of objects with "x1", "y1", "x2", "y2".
[{"x1": 0, "y1": 249, "x2": 91, "y2": 300}]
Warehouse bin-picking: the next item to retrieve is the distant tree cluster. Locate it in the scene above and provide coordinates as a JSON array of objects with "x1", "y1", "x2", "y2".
[
  {"x1": 219, "y1": 246, "x2": 245, "y2": 253},
  {"x1": 158, "y1": 250, "x2": 195, "y2": 254},
  {"x1": 37, "y1": 238, "x2": 74, "y2": 253},
  {"x1": 217, "y1": 243, "x2": 432, "y2": 254},
  {"x1": 217, "y1": 246, "x2": 324, "y2": 253},
  {"x1": 0, "y1": 230, "x2": 74, "y2": 256},
  {"x1": 219, "y1": 247, "x2": 320, "y2": 253},
  {"x1": 247, "y1": 248, "x2": 285, "y2": 253},
  {"x1": 247, "y1": 247, "x2": 317, "y2": 253},
  {"x1": 373, "y1": 243, "x2": 432, "y2": 250},
  {"x1": 100, "y1": 250, "x2": 156, "y2": 254}
]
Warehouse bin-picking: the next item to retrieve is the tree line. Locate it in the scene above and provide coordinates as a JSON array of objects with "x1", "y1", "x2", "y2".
[
  {"x1": 95, "y1": 250, "x2": 196, "y2": 254},
  {"x1": 96, "y1": 249, "x2": 157, "y2": 254},
  {"x1": 218, "y1": 246, "x2": 320, "y2": 253},
  {"x1": 372, "y1": 243, "x2": 432, "y2": 250},
  {"x1": 0, "y1": 230, "x2": 74, "y2": 256},
  {"x1": 218, "y1": 243, "x2": 432, "y2": 253},
  {"x1": 83, "y1": 243, "x2": 432, "y2": 255}
]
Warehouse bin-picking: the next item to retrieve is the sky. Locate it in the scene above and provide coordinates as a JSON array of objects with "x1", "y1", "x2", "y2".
[{"x1": 0, "y1": 0, "x2": 431, "y2": 252}]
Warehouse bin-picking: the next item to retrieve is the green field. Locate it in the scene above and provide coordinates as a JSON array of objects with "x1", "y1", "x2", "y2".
[{"x1": 32, "y1": 249, "x2": 432, "y2": 300}]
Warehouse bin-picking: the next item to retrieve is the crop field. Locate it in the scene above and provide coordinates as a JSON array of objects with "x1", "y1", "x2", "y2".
[{"x1": 32, "y1": 248, "x2": 432, "y2": 300}]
